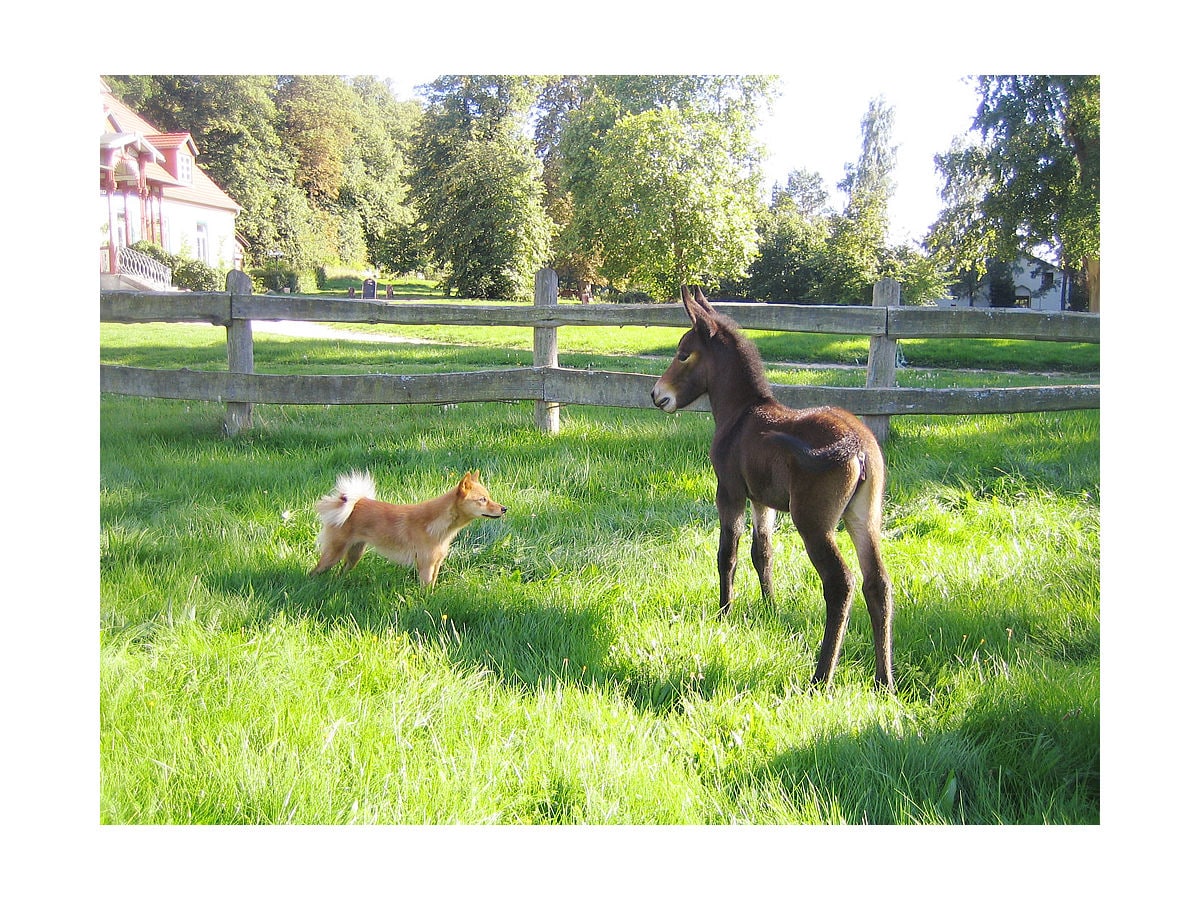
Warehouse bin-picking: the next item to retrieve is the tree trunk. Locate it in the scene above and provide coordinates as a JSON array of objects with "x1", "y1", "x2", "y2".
[{"x1": 1084, "y1": 256, "x2": 1100, "y2": 312}]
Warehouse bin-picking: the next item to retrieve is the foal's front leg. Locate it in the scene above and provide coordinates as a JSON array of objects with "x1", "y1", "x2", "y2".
[{"x1": 715, "y1": 487, "x2": 746, "y2": 616}]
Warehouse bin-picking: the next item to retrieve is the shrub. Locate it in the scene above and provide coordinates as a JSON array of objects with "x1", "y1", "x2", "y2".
[
  {"x1": 250, "y1": 265, "x2": 301, "y2": 294},
  {"x1": 129, "y1": 241, "x2": 223, "y2": 291},
  {"x1": 172, "y1": 257, "x2": 223, "y2": 292},
  {"x1": 611, "y1": 291, "x2": 655, "y2": 304},
  {"x1": 129, "y1": 240, "x2": 173, "y2": 267}
]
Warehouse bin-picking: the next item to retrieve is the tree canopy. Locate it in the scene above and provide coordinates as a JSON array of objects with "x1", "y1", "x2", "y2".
[
  {"x1": 928, "y1": 75, "x2": 1100, "y2": 310},
  {"x1": 105, "y1": 73, "x2": 1059, "y2": 306},
  {"x1": 105, "y1": 74, "x2": 423, "y2": 280}
]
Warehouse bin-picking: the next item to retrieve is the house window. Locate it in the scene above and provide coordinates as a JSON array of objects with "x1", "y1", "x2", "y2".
[
  {"x1": 196, "y1": 223, "x2": 209, "y2": 264},
  {"x1": 1041, "y1": 271, "x2": 1055, "y2": 290},
  {"x1": 178, "y1": 152, "x2": 193, "y2": 185}
]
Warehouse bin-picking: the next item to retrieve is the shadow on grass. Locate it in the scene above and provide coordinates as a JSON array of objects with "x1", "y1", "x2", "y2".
[{"x1": 745, "y1": 660, "x2": 1100, "y2": 824}]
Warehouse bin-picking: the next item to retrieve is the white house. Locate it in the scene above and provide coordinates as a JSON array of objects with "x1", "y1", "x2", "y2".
[
  {"x1": 938, "y1": 252, "x2": 1081, "y2": 311},
  {"x1": 100, "y1": 79, "x2": 242, "y2": 287}
]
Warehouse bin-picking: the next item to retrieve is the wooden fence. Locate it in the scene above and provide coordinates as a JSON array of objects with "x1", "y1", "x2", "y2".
[{"x1": 100, "y1": 269, "x2": 1100, "y2": 441}]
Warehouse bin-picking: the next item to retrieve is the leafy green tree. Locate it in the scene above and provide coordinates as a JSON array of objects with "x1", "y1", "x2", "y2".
[
  {"x1": 744, "y1": 199, "x2": 830, "y2": 302},
  {"x1": 581, "y1": 106, "x2": 760, "y2": 297},
  {"x1": 818, "y1": 97, "x2": 897, "y2": 303},
  {"x1": 276, "y1": 75, "x2": 359, "y2": 208},
  {"x1": 880, "y1": 244, "x2": 953, "y2": 306},
  {"x1": 928, "y1": 76, "x2": 1100, "y2": 311},
  {"x1": 429, "y1": 135, "x2": 553, "y2": 300},
  {"x1": 343, "y1": 77, "x2": 424, "y2": 272},
  {"x1": 409, "y1": 76, "x2": 552, "y2": 297},
  {"x1": 558, "y1": 76, "x2": 774, "y2": 299},
  {"x1": 772, "y1": 168, "x2": 829, "y2": 219}
]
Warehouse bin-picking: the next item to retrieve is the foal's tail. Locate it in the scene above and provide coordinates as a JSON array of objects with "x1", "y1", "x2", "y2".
[{"x1": 767, "y1": 430, "x2": 868, "y2": 480}]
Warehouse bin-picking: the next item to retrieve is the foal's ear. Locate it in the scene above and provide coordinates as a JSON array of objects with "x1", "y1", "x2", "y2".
[{"x1": 682, "y1": 286, "x2": 719, "y2": 339}]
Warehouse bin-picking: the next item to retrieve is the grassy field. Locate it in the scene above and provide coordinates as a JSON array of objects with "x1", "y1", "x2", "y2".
[{"x1": 99, "y1": 321, "x2": 1099, "y2": 826}]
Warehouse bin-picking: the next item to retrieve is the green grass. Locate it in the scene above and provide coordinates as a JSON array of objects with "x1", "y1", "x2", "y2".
[{"x1": 99, "y1": 324, "x2": 1099, "y2": 824}]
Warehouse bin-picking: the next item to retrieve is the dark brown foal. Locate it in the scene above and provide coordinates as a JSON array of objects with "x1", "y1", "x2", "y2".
[{"x1": 651, "y1": 287, "x2": 894, "y2": 690}]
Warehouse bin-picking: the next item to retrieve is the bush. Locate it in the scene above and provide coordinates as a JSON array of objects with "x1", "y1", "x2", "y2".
[
  {"x1": 129, "y1": 241, "x2": 223, "y2": 291},
  {"x1": 172, "y1": 257, "x2": 223, "y2": 292},
  {"x1": 250, "y1": 265, "x2": 301, "y2": 294},
  {"x1": 129, "y1": 240, "x2": 172, "y2": 267},
  {"x1": 611, "y1": 291, "x2": 655, "y2": 304}
]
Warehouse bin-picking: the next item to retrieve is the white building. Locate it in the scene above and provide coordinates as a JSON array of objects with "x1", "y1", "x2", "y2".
[
  {"x1": 938, "y1": 252, "x2": 1082, "y2": 311},
  {"x1": 100, "y1": 79, "x2": 242, "y2": 288}
]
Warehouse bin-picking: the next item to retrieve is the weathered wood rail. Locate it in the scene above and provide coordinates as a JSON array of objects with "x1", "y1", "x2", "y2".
[{"x1": 100, "y1": 270, "x2": 1099, "y2": 439}]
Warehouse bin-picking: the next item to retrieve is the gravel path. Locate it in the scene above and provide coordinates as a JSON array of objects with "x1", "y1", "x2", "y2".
[{"x1": 251, "y1": 320, "x2": 429, "y2": 343}]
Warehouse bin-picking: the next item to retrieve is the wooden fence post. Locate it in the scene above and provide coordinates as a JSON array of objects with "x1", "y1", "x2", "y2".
[
  {"x1": 534, "y1": 267, "x2": 560, "y2": 434},
  {"x1": 863, "y1": 277, "x2": 900, "y2": 445},
  {"x1": 224, "y1": 269, "x2": 254, "y2": 436}
]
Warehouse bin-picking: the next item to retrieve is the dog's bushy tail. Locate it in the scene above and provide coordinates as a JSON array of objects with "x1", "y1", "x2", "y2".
[{"x1": 315, "y1": 470, "x2": 376, "y2": 528}]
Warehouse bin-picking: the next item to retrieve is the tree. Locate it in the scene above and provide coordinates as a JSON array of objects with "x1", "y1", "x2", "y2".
[
  {"x1": 343, "y1": 77, "x2": 424, "y2": 272},
  {"x1": 582, "y1": 106, "x2": 760, "y2": 297},
  {"x1": 821, "y1": 97, "x2": 897, "y2": 303},
  {"x1": 409, "y1": 76, "x2": 553, "y2": 299},
  {"x1": 276, "y1": 76, "x2": 358, "y2": 208},
  {"x1": 772, "y1": 168, "x2": 829, "y2": 219},
  {"x1": 928, "y1": 76, "x2": 1100, "y2": 311},
  {"x1": 429, "y1": 136, "x2": 553, "y2": 300},
  {"x1": 558, "y1": 76, "x2": 774, "y2": 298},
  {"x1": 744, "y1": 200, "x2": 830, "y2": 302}
]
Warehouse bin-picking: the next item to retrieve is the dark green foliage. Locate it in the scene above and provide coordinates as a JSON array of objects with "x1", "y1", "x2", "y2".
[
  {"x1": 249, "y1": 264, "x2": 301, "y2": 294},
  {"x1": 170, "y1": 257, "x2": 223, "y2": 291},
  {"x1": 106, "y1": 75, "x2": 422, "y2": 279},
  {"x1": 130, "y1": 240, "x2": 222, "y2": 291},
  {"x1": 928, "y1": 76, "x2": 1100, "y2": 306}
]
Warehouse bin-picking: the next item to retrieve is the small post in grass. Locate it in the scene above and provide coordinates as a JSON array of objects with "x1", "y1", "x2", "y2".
[
  {"x1": 534, "y1": 267, "x2": 560, "y2": 434},
  {"x1": 224, "y1": 269, "x2": 254, "y2": 436},
  {"x1": 864, "y1": 277, "x2": 900, "y2": 445}
]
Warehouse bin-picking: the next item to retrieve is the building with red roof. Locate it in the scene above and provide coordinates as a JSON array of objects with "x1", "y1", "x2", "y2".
[{"x1": 100, "y1": 79, "x2": 243, "y2": 287}]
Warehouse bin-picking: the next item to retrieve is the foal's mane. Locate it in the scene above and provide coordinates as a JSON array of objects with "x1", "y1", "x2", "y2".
[{"x1": 708, "y1": 308, "x2": 774, "y2": 401}]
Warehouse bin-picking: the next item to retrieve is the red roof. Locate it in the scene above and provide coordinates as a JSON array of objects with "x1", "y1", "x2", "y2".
[{"x1": 101, "y1": 88, "x2": 240, "y2": 213}]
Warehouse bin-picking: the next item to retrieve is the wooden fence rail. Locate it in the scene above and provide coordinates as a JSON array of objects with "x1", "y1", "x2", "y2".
[{"x1": 100, "y1": 269, "x2": 1099, "y2": 439}]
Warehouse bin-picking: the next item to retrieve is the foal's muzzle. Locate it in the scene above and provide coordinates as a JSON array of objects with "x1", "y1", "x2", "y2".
[{"x1": 650, "y1": 383, "x2": 677, "y2": 413}]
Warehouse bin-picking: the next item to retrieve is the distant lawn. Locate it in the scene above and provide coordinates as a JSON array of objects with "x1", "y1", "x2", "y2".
[{"x1": 273, "y1": 276, "x2": 1100, "y2": 374}]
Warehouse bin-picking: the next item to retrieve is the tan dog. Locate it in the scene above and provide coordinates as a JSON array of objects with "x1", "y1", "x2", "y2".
[{"x1": 311, "y1": 470, "x2": 506, "y2": 588}]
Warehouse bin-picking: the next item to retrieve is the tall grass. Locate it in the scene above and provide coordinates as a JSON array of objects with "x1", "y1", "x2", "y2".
[{"x1": 99, "y1": 324, "x2": 1099, "y2": 824}]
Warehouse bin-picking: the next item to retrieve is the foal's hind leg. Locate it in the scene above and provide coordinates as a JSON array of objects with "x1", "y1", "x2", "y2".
[
  {"x1": 750, "y1": 502, "x2": 776, "y2": 602},
  {"x1": 798, "y1": 527, "x2": 855, "y2": 686},
  {"x1": 844, "y1": 485, "x2": 895, "y2": 690},
  {"x1": 715, "y1": 486, "x2": 746, "y2": 616}
]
